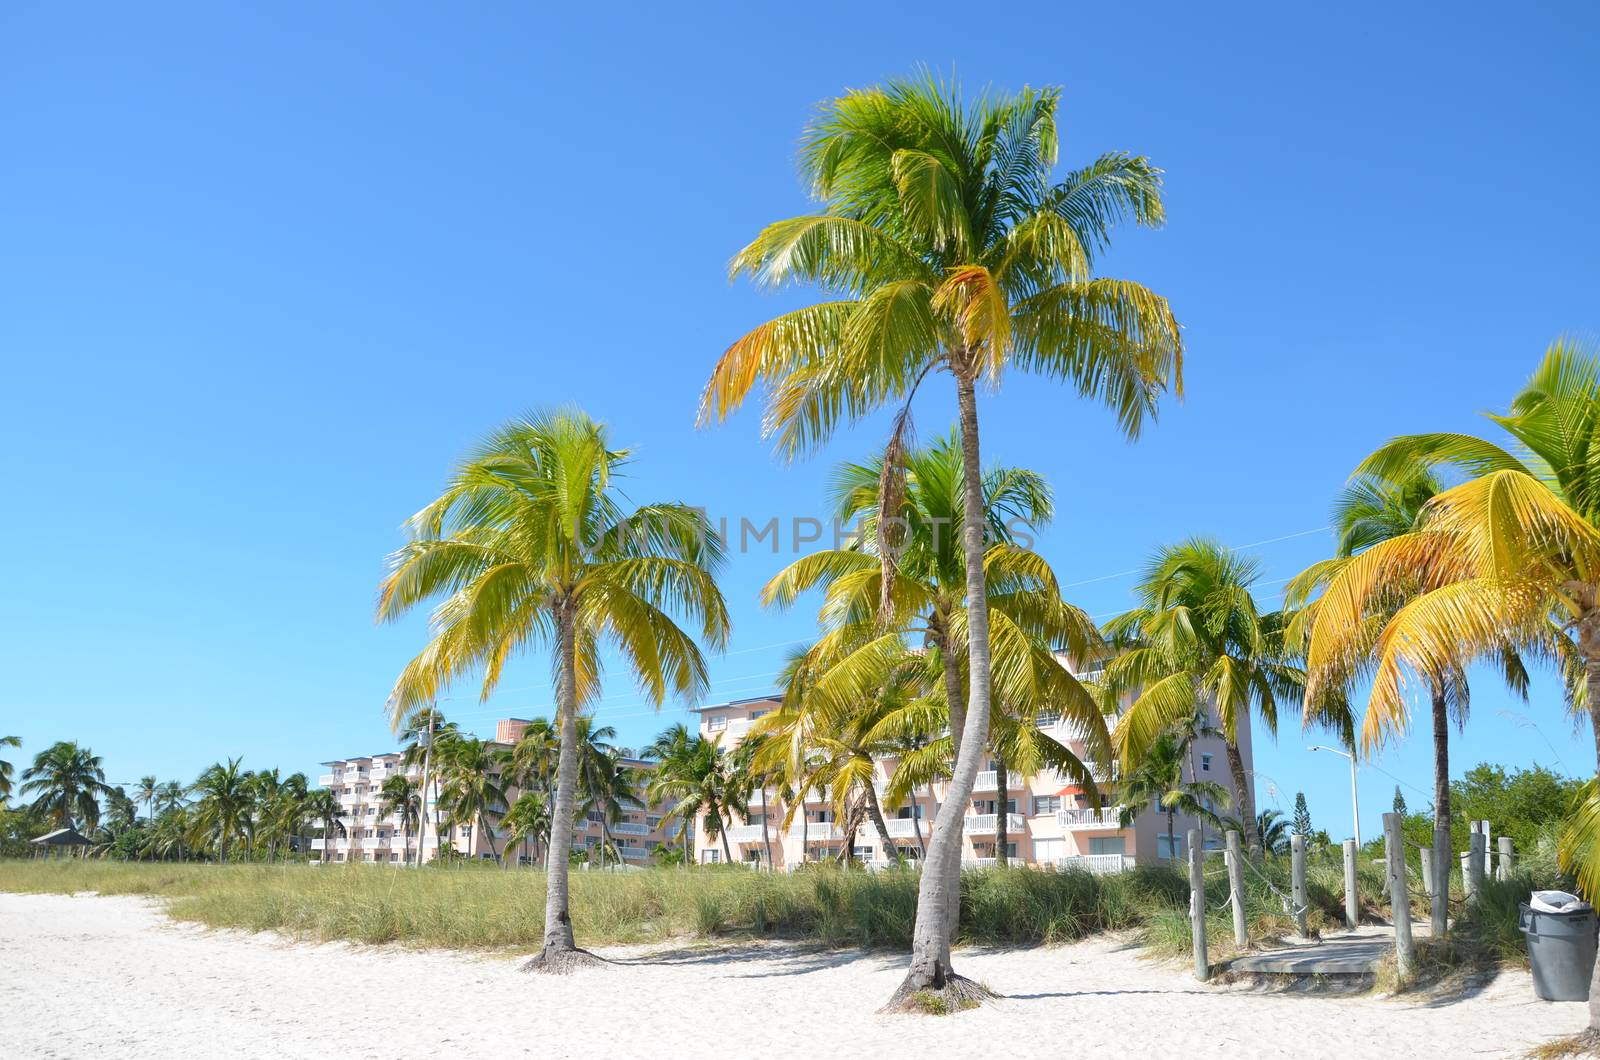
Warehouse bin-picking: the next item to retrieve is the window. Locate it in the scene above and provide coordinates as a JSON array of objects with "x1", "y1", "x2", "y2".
[
  {"x1": 1003, "y1": 843, "x2": 1018, "y2": 859},
  {"x1": 896, "y1": 805, "x2": 924, "y2": 820},
  {"x1": 702, "y1": 848, "x2": 721, "y2": 864},
  {"x1": 854, "y1": 846, "x2": 874, "y2": 861},
  {"x1": 1157, "y1": 834, "x2": 1185, "y2": 860},
  {"x1": 460, "y1": 825, "x2": 472, "y2": 839},
  {"x1": 1032, "y1": 795, "x2": 1062, "y2": 815},
  {"x1": 1200, "y1": 753, "x2": 1213, "y2": 773},
  {"x1": 707, "y1": 715, "x2": 727, "y2": 732},
  {"x1": 1088, "y1": 836, "x2": 1126, "y2": 856},
  {"x1": 748, "y1": 709, "x2": 768, "y2": 720},
  {"x1": 1033, "y1": 838, "x2": 1065, "y2": 863}
]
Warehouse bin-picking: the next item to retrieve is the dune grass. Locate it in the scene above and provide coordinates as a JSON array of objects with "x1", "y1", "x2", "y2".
[{"x1": 0, "y1": 848, "x2": 1545, "y2": 966}]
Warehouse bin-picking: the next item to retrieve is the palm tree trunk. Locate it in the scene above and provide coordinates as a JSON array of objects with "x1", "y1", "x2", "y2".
[
  {"x1": 719, "y1": 809, "x2": 734, "y2": 865},
  {"x1": 910, "y1": 785, "x2": 927, "y2": 857},
  {"x1": 525, "y1": 607, "x2": 595, "y2": 973},
  {"x1": 1575, "y1": 615, "x2": 1600, "y2": 1029},
  {"x1": 481, "y1": 810, "x2": 500, "y2": 862},
  {"x1": 838, "y1": 795, "x2": 864, "y2": 865},
  {"x1": 759, "y1": 786, "x2": 774, "y2": 870},
  {"x1": 418, "y1": 734, "x2": 435, "y2": 866},
  {"x1": 801, "y1": 793, "x2": 810, "y2": 863},
  {"x1": 1168, "y1": 810, "x2": 1177, "y2": 863},
  {"x1": 864, "y1": 781, "x2": 895, "y2": 860},
  {"x1": 935, "y1": 625, "x2": 967, "y2": 939},
  {"x1": 1429, "y1": 679, "x2": 1451, "y2": 936},
  {"x1": 1224, "y1": 740, "x2": 1259, "y2": 855},
  {"x1": 995, "y1": 756, "x2": 1009, "y2": 867},
  {"x1": 889, "y1": 366, "x2": 994, "y2": 1008}
]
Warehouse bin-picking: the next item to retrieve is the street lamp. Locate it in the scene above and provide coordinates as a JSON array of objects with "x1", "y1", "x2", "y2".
[{"x1": 1306, "y1": 745, "x2": 1361, "y2": 848}]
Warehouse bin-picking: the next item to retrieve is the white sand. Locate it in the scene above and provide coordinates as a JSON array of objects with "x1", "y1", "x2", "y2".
[{"x1": 0, "y1": 892, "x2": 1583, "y2": 1059}]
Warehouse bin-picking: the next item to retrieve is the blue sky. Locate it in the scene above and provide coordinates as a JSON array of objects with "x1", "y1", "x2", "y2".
[{"x1": 2, "y1": 3, "x2": 1596, "y2": 840}]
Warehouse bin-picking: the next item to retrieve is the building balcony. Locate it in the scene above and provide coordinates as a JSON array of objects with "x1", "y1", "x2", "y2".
[
  {"x1": 318, "y1": 773, "x2": 340, "y2": 788},
  {"x1": 334, "y1": 839, "x2": 352, "y2": 851},
  {"x1": 310, "y1": 838, "x2": 327, "y2": 850},
  {"x1": 882, "y1": 818, "x2": 922, "y2": 839},
  {"x1": 1057, "y1": 807, "x2": 1124, "y2": 830},
  {"x1": 787, "y1": 822, "x2": 841, "y2": 841},
  {"x1": 724, "y1": 824, "x2": 770, "y2": 843},
  {"x1": 1057, "y1": 854, "x2": 1133, "y2": 875},
  {"x1": 964, "y1": 813, "x2": 1025, "y2": 835},
  {"x1": 973, "y1": 771, "x2": 1028, "y2": 792},
  {"x1": 619, "y1": 846, "x2": 649, "y2": 860},
  {"x1": 360, "y1": 837, "x2": 383, "y2": 850},
  {"x1": 611, "y1": 822, "x2": 649, "y2": 837}
]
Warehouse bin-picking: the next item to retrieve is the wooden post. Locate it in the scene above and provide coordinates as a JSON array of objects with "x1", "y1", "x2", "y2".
[
  {"x1": 1432, "y1": 826, "x2": 1450, "y2": 936},
  {"x1": 1467, "y1": 831, "x2": 1486, "y2": 899},
  {"x1": 1460, "y1": 851, "x2": 1474, "y2": 899},
  {"x1": 1418, "y1": 845, "x2": 1433, "y2": 898},
  {"x1": 1383, "y1": 812, "x2": 1415, "y2": 977},
  {"x1": 1188, "y1": 828, "x2": 1208, "y2": 982},
  {"x1": 1342, "y1": 838, "x2": 1359, "y2": 930},
  {"x1": 1226, "y1": 829, "x2": 1248, "y2": 946},
  {"x1": 1291, "y1": 833, "x2": 1309, "y2": 939},
  {"x1": 1498, "y1": 836, "x2": 1515, "y2": 880}
]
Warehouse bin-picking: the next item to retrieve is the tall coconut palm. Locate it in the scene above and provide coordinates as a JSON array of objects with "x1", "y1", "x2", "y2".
[
  {"x1": 698, "y1": 75, "x2": 1181, "y2": 1006},
  {"x1": 651, "y1": 734, "x2": 746, "y2": 865},
  {"x1": 378, "y1": 410, "x2": 729, "y2": 972},
  {"x1": 134, "y1": 775, "x2": 158, "y2": 823},
  {"x1": 0, "y1": 736, "x2": 19, "y2": 802},
  {"x1": 378, "y1": 774, "x2": 422, "y2": 866},
  {"x1": 501, "y1": 790, "x2": 552, "y2": 867},
  {"x1": 303, "y1": 787, "x2": 342, "y2": 864},
  {"x1": 436, "y1": 735, "x2": 508, "y2": 863},
  {"x1": 1297, "y1": 339, "x2": 1600, "y2": 1022},
  {"x1": 697, "y1": 76, "x2": 1177, "y2": 1011},
  {"x1": 643, "y1": 724, "x2": 701, "y2": 866},
  {"x1": 578, "y1": 734, "x2": 636, "y2": 871},
  {"x1": 21, "y1": 741, "x2": 111, "y2": 831},
  {"x1": 1116, "y1": 731, "x2": 1230, "y2": 864},
  {"x1": 399, "y1": 708, "x2": 456, "y2": 864},
  {"x1": 764, "y1": 439, "x2": 1105, "y2": 891},
  {"x1": 189, "y1": 758, "x2": 252, "y2": 862},
  {"x1": 1103, "y1": 539, "x2": 1304, "y2": 855}
]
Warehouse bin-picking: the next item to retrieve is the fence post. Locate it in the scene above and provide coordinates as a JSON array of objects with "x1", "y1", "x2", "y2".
[
  {"x1": 1432, "y1": 827, "x2": 1450, "y2": 936},
  {"x1": 1498, "y1": 836, "x2": 1515, "y2": 880},
  {"x1": 1189, "y1": 828, "x2": 1208, "y2": 982},
  {"x1": 1418, "y1": 845, "x2": 1433, "y2": 898},
  {"x1": 1467, "y1": 831, "x2": 1486, "y2": 899},
  {"x1": 1342, "y1": 838, "x2": 1359, "y2": 930},
  {"x1": 1291, "y1": 833, "x2": 1309, "y2": 939},
  {"x1": 1383, "y1": 812, "x2": 1415, "y2": 977},
  {"x1": 1226, "y1": 829, "x2": 1248, "y2": 947},
  {"x1": 1460, "y1": 851, "x2": 1474, "y2": 899}
]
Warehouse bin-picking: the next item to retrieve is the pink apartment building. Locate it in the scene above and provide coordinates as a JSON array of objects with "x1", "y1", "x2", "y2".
[
  {"x1": 312, "y1": 716, "x2": 682, "y2": 865},
  {"x1": 692, "y1": 685, "x2": 1253, "y2": 872}
]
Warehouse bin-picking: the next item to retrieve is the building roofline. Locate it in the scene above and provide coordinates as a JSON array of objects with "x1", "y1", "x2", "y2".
[{"x1": 688, "y1": 693, "x2": 782, "y2": 713}]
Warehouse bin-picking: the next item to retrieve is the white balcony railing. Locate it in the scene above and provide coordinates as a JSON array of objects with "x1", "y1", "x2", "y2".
[
  {"x1": 335, "y1": 839, "x2": 352, "y2": 850},
  {"x1": 788, "y1": 822, "x2": 842, "y2": 841},
  {"x1": 619, "y1": 846, "x2": 649, "y2": 860},
  {"x1": 1057, "y1": 854, "x2": 1133, "y2": 875},
  {"x1": 882, "y1": 818, "x2": 922, "y2": 838},
  {"x1": 973, "y1": 771, "x2": 1027, "y2": 792},
  {"x1": 964, "y1": 813, "x2": 1025, "y2": 835},
  {"x1": 611, "y1": 822, "x2": 649, "y2": 836},
  {"x1": 361, "y1": 837, "x2": 382, "y2": 850},
  {"x1": 310, "y1": 838, "x2": 327, "y2": 850},
  {"x1": 724, "y1": 824, "x2": 769, "y2": 843},
  {"x1": 1057, "y1": 807, "x2": 1124, "y2": 830},
  {"x1": 317, "y1": 773, "x2": 339, "y2": 788}
]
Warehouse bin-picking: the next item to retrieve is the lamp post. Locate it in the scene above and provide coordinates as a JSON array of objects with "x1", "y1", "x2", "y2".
[{"x1": 1306, "y1": 745, "x2": 1360, "y2": 849}]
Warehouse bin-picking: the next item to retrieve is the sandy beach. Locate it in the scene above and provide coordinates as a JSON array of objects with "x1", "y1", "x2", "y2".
[{"x1": 0, "y1": 892, "x2": 1582, "y2": 1059}]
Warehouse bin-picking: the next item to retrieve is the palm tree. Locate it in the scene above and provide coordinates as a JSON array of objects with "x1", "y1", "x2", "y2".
[
  {"x1": 651, "y1": 735, "x2": 745, "y2": 865},
  {"x1": 1103, "y1": 539, "x2": 1303, "y2": 855},
  {"x1": 764, "y1": 438, "x2": 1106, "y2": 889},
  {"x1": 399, "y1": 708, "x2": 456, "y2": 864},
  {"x1": 501, "y1": 790, "x2": 552, "y2": 867},
  {"x1": 0, "y1": 736, "x2": 19, "y2": 802},
  {"x1": 435, "y1": 735, "x2": 507, "y2": 863},
  {"x1": 105, "y1": 786, "x2": 138, "y2": 829},
  {"x1": 1115, "y1": 731, "x2": 1230, "y2": 865},
  {"x1": 378, "y1": 410, "x2": 729, "y2": 972},
  {"x1": 303, "y1": 787, "x2": 342, "y2": 864},
  {"x1": 644, "y1": 724, "x2": 700, "y2": 866},
  {"x1": 189, "y1": 759, "x2": 252, "y2": 862},
  {"x1": 135, "y1": 775, "x2": 159, "y2": 823},
  {"x1": 698, "y1": 75, "x2": 1181, "y2": 1005},
  {"x1": 21, "y1": 741, "x2": 111, "y2": 832},
  {"x1": 378, "y1": 775, "x2": 422, "y2": 866},
  {"x1": 578, "y1": 733, "x2": 636, "y2": 871}
]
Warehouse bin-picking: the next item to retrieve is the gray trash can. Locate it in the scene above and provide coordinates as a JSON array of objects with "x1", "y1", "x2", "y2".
[{"x1": 1520, "y1": 901, "x2": 1599, "y2": 1001}]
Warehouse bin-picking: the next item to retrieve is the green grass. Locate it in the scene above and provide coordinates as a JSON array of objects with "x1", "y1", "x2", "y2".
[{"x1": 0, "y1": 847, "x2": 1552, "y2": 965}]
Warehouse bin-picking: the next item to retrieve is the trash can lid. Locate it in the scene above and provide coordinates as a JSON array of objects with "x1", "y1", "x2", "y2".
[{"x1": 1531, "y1": 890, "x2": 1594, "y2": 915}]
